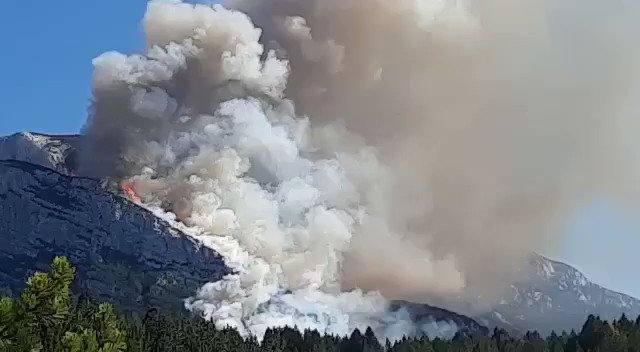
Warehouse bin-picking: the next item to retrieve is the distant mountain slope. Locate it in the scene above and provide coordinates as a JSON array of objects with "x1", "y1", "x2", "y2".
[
  {"x1": 391, "y1": 301, "x2": 489, "y2": 337},
  {"x1": 476, "y1": 254, "x2": 640, "y2": 334},
  {"x1": 0, "y1": 159, "x2": 228, "y2": 312},
  {"x1": 0, "y1": 132, "x2": 81, "y2": 175}
]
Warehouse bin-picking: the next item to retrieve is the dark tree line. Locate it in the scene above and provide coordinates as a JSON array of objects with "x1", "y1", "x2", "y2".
[{"x1": 2, "y1": 257, "x2": 640, "y2": 352}]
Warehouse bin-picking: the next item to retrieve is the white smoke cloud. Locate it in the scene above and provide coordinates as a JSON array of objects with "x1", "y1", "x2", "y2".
[
  {"x1": 82, "y1": 0, "x2": 640, "y2": 340},
  {"x1": 82, "y1": 0, "x2": 464, "y2": 339}
]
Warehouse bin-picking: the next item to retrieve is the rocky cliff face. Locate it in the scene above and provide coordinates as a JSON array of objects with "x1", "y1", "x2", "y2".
[
  {"x1": 0, "y1": 159, "x2": 228, "y2": 312},
  {"x1": 0, "y1": 132, "x2": 80, "y2": 175},
  {"x1": 476, "y1": 254, "x2": 640, "y2": 334}
]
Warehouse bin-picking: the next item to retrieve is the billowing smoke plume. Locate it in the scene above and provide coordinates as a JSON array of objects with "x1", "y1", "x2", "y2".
[{"x1": 82, "y1": 0, "x2": 640, "y2": 339}]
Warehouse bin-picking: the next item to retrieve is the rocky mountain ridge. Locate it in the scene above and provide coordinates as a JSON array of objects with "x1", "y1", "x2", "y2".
[
  {"x1": 0, "y1": 132, "x2": 80, "y2": 175},
  {"x1": 0, "y1": 158, "x2": 228, "y2": 311},
  {"x1": 477, "y1": 254, "x2": 640, "y2": 334}
]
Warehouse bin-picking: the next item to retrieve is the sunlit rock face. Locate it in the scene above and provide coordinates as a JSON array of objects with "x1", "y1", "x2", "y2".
[
  {"x1": 0, "y1": 132, "x2": 81, "y2": 175},
  {"x1": 0, "y1": 159, "x2": 228, "y2": 311}
]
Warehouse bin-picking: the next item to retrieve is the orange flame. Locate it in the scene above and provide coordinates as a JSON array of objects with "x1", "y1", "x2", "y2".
[{"x1": 121, "y1": 181, "x2": 141, "y2": 203}]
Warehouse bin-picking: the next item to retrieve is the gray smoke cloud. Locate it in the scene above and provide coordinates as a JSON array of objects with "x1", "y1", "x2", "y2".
[
  {"x1": 81, "y1": 0, "x2": 640, "y2": 338},
  {"x1": 227, "y1": 0, "x2": 640, "y2": 309}
]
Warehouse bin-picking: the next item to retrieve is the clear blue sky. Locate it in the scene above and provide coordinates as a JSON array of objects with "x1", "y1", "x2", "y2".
[
  {"x1": 1, "y1": 1, "x2": 638, "y2": 298},
  {"x1": 553, "y1": 203, "x2": 640, "y2": 297},
  {"x1": 0, "y1": 0, "x2": 148, "y2": 136}
]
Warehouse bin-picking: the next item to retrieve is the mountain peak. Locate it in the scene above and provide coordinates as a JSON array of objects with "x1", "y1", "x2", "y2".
[
  {"x1": 476, "y1": 253, "x2": 640, "y2": 334},
  {"x1": 0, "y1": 132, "x2": 81, "y2": 175}
]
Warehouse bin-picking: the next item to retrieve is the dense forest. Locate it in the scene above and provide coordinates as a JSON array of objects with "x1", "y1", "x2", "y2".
[{"x1": 2, "y1": 258, "x2": 640, "y2": 352}]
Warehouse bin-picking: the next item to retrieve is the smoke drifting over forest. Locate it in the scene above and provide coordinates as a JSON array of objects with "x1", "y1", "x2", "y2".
[{"x1": 82, "y1": 0, "x2": 640, "y2": 339}]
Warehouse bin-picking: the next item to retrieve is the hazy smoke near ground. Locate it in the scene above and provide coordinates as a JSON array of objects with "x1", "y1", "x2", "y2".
[{"x1": 82, "y1": 0, "x2": 640, "y2": 338}]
